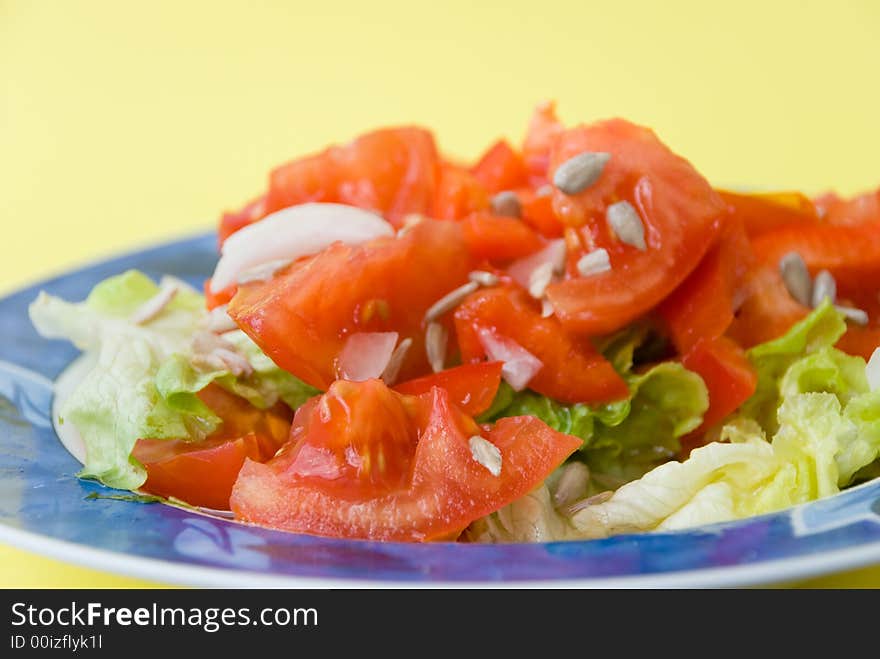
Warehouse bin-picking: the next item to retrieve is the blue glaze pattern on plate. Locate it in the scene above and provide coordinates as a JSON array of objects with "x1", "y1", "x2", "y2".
[{"x1": 1, "y1": 233, "x2": 880, "y2": 587}]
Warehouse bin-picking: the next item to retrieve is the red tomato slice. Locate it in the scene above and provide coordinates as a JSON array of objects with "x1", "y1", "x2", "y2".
[
  {"x1": 726, "y1": 265, "x2": 810, "y2": 348},
  {"x1": 393, "y1": 361, "x2": 503, "y2": 417},
  {"x1": 544, "y1": 119, "x2": 726, "y2": 336},
  {"x1": 717, "y1": 190, "x2": 821, "y2": 237},
  {"x1": 431, "y1": 162, "x2": 490, "y2": 220},
  {"x1": 519, "y1": 189, "x2": 564, "y2": 238},
  {"x1": 522, "y1": 101, "x2": 564, "y2": 184},
  {"x1": 454, "y1": 286, "x2": 628, "y2": 404},
  {"x1": 681, "y1": 336, "x2": 757, "y2": 434},
  {"x1": 204, "y1": 279, "x2": 236, "y2": 311},
  {"x1": 750, "y1": 222, "x2": 880, "y2": 291},
  {"x1": 657, "y1": 217, "x2": 754, "y2": 354},
  {"x1": 264, "y1": 127, "x2": 439, "y2": 228},
  {"x1": 218, "y1": 195, "x2": 267, "y2": 246},
  {"x1": 461, "y1": 213, "x2": 543, "y2": 262},
  {"x1": 470, "y1": 140, "x2": 529, "y2": 193},
  {"x1": 228, "y1": 219, "x2": 474, "y2": 390},
  {"x1": 815, "y1": 187, "x2": 880, "y2": 226},
  {"x1": 133, "y1": 385, "x2": 294, "y2": 510},
  {"x1": 230, "y1": 381, "x2": 581, "y2": 541}
]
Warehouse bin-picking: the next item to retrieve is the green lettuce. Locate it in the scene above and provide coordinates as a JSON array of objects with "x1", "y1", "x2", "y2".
[{"x1": 30, "y1": 270, "x2": 316, "y2": 490}]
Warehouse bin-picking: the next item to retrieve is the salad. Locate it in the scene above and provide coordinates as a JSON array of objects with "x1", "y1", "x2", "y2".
[{"x1": 29, "y1": 103, "x2": 880, "y2": 543}]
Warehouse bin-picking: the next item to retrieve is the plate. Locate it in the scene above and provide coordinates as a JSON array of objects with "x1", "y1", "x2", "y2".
[{"x1": 2, "y1": 233, "x2": 880, "y2": 588}]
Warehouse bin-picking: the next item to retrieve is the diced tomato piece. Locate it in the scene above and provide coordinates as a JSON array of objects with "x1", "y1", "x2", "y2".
[
  {"x1": 522, "y1": 101, "x2": 564, "y2": 184},
  {"x1": 815, "y1": 187, "x2": 880, "y2": 226},
  {"x1": 544, "y1": 119, "x2": 726, "y2": 336},
  {"x1": 836, "y1": 326, "x2": 880, "y2": 361},
  {"x1": 454, "y1": 286, "x2": 628, "y2": 404},
  {"x1": 265, "y1": 127, "x2": 439, "y2": 228},
  {"x1": 461, "y1": 213, "x2": 543, "y2": 262},
  {"x1": 726, "y1": 265, "x2": 810, "y2": 348},
  {"x1": 519, "y1": 188, "x2": 565, "y2": 237},
  {"x1": 133, "y1": 385, "x2": 294, "y2": 510},
  {"x1": 717, "y1": 190, "x2": 821, "y2": 237},
  {"x1": 431, "y1": 162, "x2": 490, "y2": 220},
  {"x1": 231, "y1": 380, "x2": 581, "y2": 541},
  {"x1": 393, "y1": 361, "x2": 503, "y2": 417},
  {"x1": 470, "y1": 140, "x2": 529, "y2": 193},
  {"x1": 218, "y1": 195, "x2": 267, "y2": 245},
  {"x1": 657, "y1": 218, "x2": 754, "y2": 354},
  {"x1": 204, "y1": 279, "x2": 236, "y2": 311},
  {"x1": 682, "y1": 336, "x2": 757, "y2": 434},
  {"x1": 228, "y1": 219, "x2": 474, "y2": 390}
]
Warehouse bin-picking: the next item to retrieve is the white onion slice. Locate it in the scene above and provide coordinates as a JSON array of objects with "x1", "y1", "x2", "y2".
[
  {"x1": 210, "y1": 203, "x2": 394, "y2": 293},
  {"x1": 508, "y1": 239, "x2": 566, "y2": 290},
  {"x1": 476, "y1": 327, "x2": 543, "y2": 391},
  {"x1": 867, "y1": 347, "x2": 880, "y2": 392},
  {"x1": 337, "y1": 332, "x2": 400, "y2": 381}
]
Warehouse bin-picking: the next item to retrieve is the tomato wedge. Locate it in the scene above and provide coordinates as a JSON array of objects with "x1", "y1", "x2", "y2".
[
  {"x1": 519, "y1": 188, "x2": 564, "y2": 238},
  {"x1": 461, "y1": 213, "x2": 543, "y2": 262},
  {"x1": 814, "y1": 187, "x2": 880, "y2": 226},
  {"x1": 228, "y1": 219, "x2": 474, "y2": 390},
  {"x1": 264, "y1": 127, "x2": 439, "y2": 228},
  {"x1": 218, "y1": 195, "x2": 267, "y2": 246},
  {"x1": 681, "y1": 336, "x2": 757, "y2": 434},
  {"x1": 717, "y1": 189, "x2": 821, "y2": 237},
  {"x1": 393, "y1": 361, "x2": 503, "y2": 417},
  {"x1": 522, "y1": 101, "x2": 564, "y2": 184},
  {"x1": 134, "y1": 385, "x2": 293, "y2": 510},
  {"x1": 544, "y1": 119, "x2": 726, "y2": 336},
  {"x1": 454, "y1": 286, "x2": 628, "y2": 404},
  {"x1": 470, "y1": 139, "x2": 529, "y2": 193},
  {"x1": 431, "y1": 162, "x2": 490, "y2": 220},
  {"x1": 230, "y1": 380, "x2": 581, "y2": 541},
  {"x1": 657, "y1": 218, "x2": 754, "y2": 354},
  {"x1": 726, "y1": 265, "x2": 810, "y2": 348}
]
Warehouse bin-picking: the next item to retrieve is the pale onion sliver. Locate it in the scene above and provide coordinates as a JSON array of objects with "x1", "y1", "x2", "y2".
[
  {"x1": 507, "y1": 239, "x2": 566, "y2": 290},
  {"x1": 476, "y1": 327, "x2": 543, "y2": 391},
  {"x1": 867, "y1": 347, "x2": 880, "y2": 392},
  {"x1": 210, "y1": 203, "x2": 394, "y2": 293},
  {"x1": 338, "y1": 332, "x2": 400, "y2": 382}
]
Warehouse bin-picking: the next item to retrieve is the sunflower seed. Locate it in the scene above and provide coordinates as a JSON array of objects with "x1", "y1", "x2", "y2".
[
  {"x1": 541, "y1": 298, "x2": 555, "y2": 318},
  {"x1": 203, "y1": 304, "x2": 239, "y2": 333},
  {"x1": 528, "y1": 261, "x2": 555, "y2": 299},
  {"x1": 468, "y1": 435, "x2": 502, "y2": 476},
  {"x1": 129, "y1": 284, "x2": 178, "y2": 325},
  {"x1": 576, "y1": 248, "x2": 612, "y2": 277},
  {"x1": 553, "y1": 462, "x2": 591, "y2": 508},
  {"x1": 836, "y1": 305, "x2": 869, "y2": 326},
  {"x1": 424, "y1": 281, "x2": 480, "y2": 323},
  {"x1": 380, "y1": 337, "x2": 413, "y2": 386},
  {"x1": 553, "y1": 151, "x2": 611, "y2": 195},
  {"x1": 490, "y1": 190, "x2": 522, "y2": 218},
  {"x1": 468, "y1": 270, "x2": 500, "y2": 287},
  {"x1": 236, "y1": 258, "x2": 292, "y2": 285},
  {"x1": 811, "y1": 269, "x2": 837, "y2": 308},
  {"x1": 606, "y1": 201, "x2": 647, "y2": 251},
  {"x1": 536, "y1": 183, "x2": 554, "y2": 198},
  {"x1": 779, "y1": 252, "x2": 812, "y2": 306},
  {"x1": 425, "y1": 322, "x2": 448, "y2": 373}
]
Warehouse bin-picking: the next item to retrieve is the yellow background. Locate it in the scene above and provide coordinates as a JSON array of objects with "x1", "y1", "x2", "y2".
[{"x1": 2, "y1": 0, "x2": 880, "y2": 587}]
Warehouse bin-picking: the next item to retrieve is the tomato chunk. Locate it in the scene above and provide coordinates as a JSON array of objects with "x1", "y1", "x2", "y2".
[
  {"x1": 522, "y1": 101, "x2": 564, "y2": 184},
  {"x1": 470, "y1": 140, "x2": 529, "y2": 193},
  {"x1": 431, "y1": 162, "x2": 490, "y2": 220},
  {"x1": 393, "y1": 361, "x2": 503, "y2": 417},
  {"x1": 544, "y1": 119, "x2": 726, "y2": 336},
  {"x1": 717, "y1": 190, "x2": 821, "y2": 237},
  {"x1": 230, "y1": 380, "x2": 581, "y2": 541},
  {"x1": 681, "y1": 336, "x2": 757, "y2": 434},
  {"x1": 461, "y1": 213, "x2": 543, "y2": 262},
  {"x1": 134, "y1": 385, "x2": 293, "y2": 510},
  {"x1": 726, "y1": 265, "x2": 810, "y2": 348},
  {"x1": 454, "y1": 286, "x2": 628, "y2": 404},
  {"x1": 218, "y1": 195, "x2": 267, "y2": 246},
  {"x1": 228, "y1": 219, "x2": 474, "y2": 390}
]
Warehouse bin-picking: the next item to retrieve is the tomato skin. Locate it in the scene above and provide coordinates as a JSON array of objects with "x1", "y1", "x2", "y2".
[
  {"x1": 231, "y1": 384, "x2": 581, "y2": 541},
  {"x1": 228, "y1": 219, "x2": 474, "y2": 390},
  {"x1": 726, "y1": 265, "x2": 810, "y2": 348},
  {"x1": 751, "y1": 222, "x2": 880, "y2": 291},
  {"x1": 393, "y1": 361, "x2": 503, "y2": 417},
  {"x1": 461, "y1": 213, "x2": 543, "y2": 262},
  {"x1": 681, "y1": 336, "x2": 757, "y2": 434},
  {"x1": 544, "y1": 119, "x2": 726, "y2": 336},
  {"x1": 717, "y1": 190, "x2": 821, "y2": 237},
  {"x1": 657, "y1": 218, "x2": 754, "y2": 354},
  {"x1": 454, "y1": 286, "x2": 628, "y2": 404},
  {"x1": 470, "y1": 140, "x2": 529, "y2": 193},
  {"x1": 134, "y1": 385, "x2": 294, "y2": 510},
  {"x1": 431, "y1": 162, "x2": 490, "y2": 220},
  {"x1": 264, "y1": 127, "x2": 439, "y2": 228}
]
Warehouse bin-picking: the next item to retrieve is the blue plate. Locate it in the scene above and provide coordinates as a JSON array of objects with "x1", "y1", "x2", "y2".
[{"x1": 2, "y1": 233, "x2": 880, "y2": 587}]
